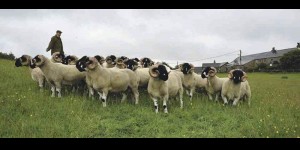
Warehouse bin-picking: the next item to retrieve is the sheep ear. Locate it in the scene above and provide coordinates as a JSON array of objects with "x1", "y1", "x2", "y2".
[{"x1": 242, "y1": 72, "x2": 247, "y2": 82}]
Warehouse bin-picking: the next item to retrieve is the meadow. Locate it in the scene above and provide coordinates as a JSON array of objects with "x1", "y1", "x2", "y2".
[{"x1": 0, "y1": 59, "x2": 299, "y2": 138}]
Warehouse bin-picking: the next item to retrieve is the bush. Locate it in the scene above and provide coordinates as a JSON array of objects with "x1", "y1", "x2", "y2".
[
  {"x1": 280, "y1": 50, "x2": 300, "y2": 70},
  {"x1": 0, "y1": 51, "x2": 15, "y2": 60}
]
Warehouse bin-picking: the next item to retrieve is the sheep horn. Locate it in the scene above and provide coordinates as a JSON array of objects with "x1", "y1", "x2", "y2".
[
  {"x1": 242, "y1": 71, "x2": 247, "y2": 82},
  {"x1": 188, "y1": 63, "x2": 195, "y2": 73},
  {"x1": 149, "y1": 65, "x2": 159, "y2": 78},
  {"x1": 208, "y1": 67, "x2": 217, "y2": 77},
  {"x1": 228, "y1": 69, "x2": 234, "y2": 79}
]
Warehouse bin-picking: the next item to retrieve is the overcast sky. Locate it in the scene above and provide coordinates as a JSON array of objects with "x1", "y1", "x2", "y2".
[{"x1": 1, "y1": 9, "x2": 299, "y2": 66}]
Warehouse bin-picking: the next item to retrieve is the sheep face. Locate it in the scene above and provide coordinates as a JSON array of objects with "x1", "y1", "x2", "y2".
[
  {"x1": 106, "y1": 55, "x2": 116, "y2": 65},
  {"x1": 181, "y1": 63, "x2": 194, "y2": 74},
  {"x1": 52, "y1": 52, "x2": 65, "y2": 63},
  {"x1": 62, "y1": 55, "x2": 75, "y2": 65},
  {"x1": 31, "y1": 55, "x2": 45, "y2": 68},
  {"x1": 94, "y1": 55, "x2": 105, "y2": 65},
  {"x1": 228, "y1": 69, "x2": 247, "y2": 84},
  {"x1": 124, "y1": 59, "x2": 138, "y2": 71},
  {"x1": 141, "y1": 57, "x2": 154, "y2": 68},
  {"x1": 76, "y1": 56, "x2": 89, "y2": 72},
  {"x1": 149, "y1": 65, "x2": 169, "y2": 81},
  {"x1": 201, "y1": 67, "x2": 217, "y2": 78},
  {"x1": 15, "y1": 55, "x2": 30, "y2": 67},
  {"x1": 119, "y1": 56, "x2": 128, "y2": 61},
  {"x1": 133, "y1": 58, "x2": 140, "y2": 62}
]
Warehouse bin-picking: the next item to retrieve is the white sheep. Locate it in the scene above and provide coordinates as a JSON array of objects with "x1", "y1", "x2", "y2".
[
  {"x1": 201, "y1": 67, "x2": 227, "y2": 101},
  {"x1": 31, "y1": 55, "x2": 86, "y2": 98},
  {"x1": 140, "y1": 57, "x2": 154, "y2": 68},
  {"x1": 114, "y1": 57, "x2": 127, "y2": 69},
  {"x1": 179, "y1": 63, "x2": 207, "y2": 103},
  {"x1": 103, "y1": 55, "x2": 117, "y2": 68},
  {"x1": 124, "y1": 59, "x2": 150, "y2": 87},
  {"x1": 148, "y1": 64, "x2": 183, "y2": 113},
  {"x1": 51, "y1": 52, "x2": 64, "y2": 63},
  {"x1": 76, "y1": 56, "x2": 140, "y2": 107},
  {"x1": 15, "y1": 55, "x2": 46, "y2": 90},
  {"x1": 62, "y1": 55, "x2": 78, "y2": 65},
  {"x1": 221, "y1": 69, "x2": 251, "y2": 106}
]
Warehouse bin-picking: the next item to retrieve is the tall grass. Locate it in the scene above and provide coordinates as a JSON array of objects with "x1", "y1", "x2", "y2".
[{"x1": 0, "y1": 59, "x2": 299, "y2": 138}]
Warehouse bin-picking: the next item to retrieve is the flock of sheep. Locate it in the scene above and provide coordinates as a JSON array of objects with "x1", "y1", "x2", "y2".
[{"x1": 15, "y1": 52, "x2": 251, "y2": 113}]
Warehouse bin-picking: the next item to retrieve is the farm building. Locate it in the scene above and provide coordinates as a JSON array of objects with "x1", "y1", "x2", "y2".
[
  {"x1": 228, "y1": 47, "x2": 298, "y2": 71},
  {"x1": 202, "y1": 61, "x2": 229, "y2": 73}
]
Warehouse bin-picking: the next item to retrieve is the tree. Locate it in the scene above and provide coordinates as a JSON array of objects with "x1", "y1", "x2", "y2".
[{"x1": 280, "y1": 50, "x2": 300, "y2": 70}]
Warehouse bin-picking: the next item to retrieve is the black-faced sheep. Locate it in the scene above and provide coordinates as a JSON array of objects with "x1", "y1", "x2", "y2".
[{"x1": 148, "y1": 64, "x2": 183, "y2": 113}]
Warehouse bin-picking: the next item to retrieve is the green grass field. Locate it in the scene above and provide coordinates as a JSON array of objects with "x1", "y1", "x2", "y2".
[{"x1": 0, "y1": 59, "x2": 299, "y2": 138}]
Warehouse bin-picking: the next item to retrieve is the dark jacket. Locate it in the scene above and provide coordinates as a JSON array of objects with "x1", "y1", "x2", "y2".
[{"x1": 46, "y1": 35, "x2": 64, "y2": 55}]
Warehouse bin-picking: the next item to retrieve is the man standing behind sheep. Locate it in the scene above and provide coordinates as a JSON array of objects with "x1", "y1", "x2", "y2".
[{"x1": 46, "y1": 30, "x2": 64, "y2": 55}]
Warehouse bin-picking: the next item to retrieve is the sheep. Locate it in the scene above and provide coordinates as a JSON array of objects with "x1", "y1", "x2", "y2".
[
  {"x1": 31, "y1": 55, "x2": 86, "y2": 98},
  {"x1": 178, "y1": 63, "x2": 207, "y2": 103},
  {"x1": 201, "y1": 67, "x2": 227, "y2": 102},
  {"x1": 76, "y1": 56, "x2": 140, "y2": 107},
  {"x1": 114, "y1": 57, "x2": 127, "y2": 69},
  {"x1": 140, "y1": 57, "x2": 154, "y2": 68},
  {"x1": 62, "y1": 55, "x2": 78, "y2": 65},
  {"x1": 221, "y1": 69, "x2": 251, "y2": 106},
  {"x1": 15, "y1": 55, "x2": 46, "y2": 90},
  {"x1": 148, "y1": 64, "x2": 183, "y2": 113},
  {"x1": 94, "y1": 55, "x2": 106, "y2": 66},
  {"x1": 124, "y1": 58, "x2": 150, "y2": 87},
  {"x1": 103, "y1": 55, "x2": 117, "y2": 68},
  {"x1": 51, "y1": 52, "x2": 65, "y2": 63}
]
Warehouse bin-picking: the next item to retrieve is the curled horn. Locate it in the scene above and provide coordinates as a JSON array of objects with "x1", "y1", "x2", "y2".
[
  {"x1": 242, "y1": 71, "x2": 247, "y2": 82},
  {"x1": 188, "y1": 63, "x2": 195, "y2": 73},
  {"x1": 208, "y1": 67, "x2": 217, "y2": 77},
  {"x1": 228, "y1": 69, "x2": 234, "y2": 79},
  {"x1": 149, "y1": 65, "x2": 159, "y2": 78}
]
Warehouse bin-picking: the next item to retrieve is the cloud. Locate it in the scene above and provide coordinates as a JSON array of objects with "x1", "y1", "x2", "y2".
[{"x1": 0, "y1": 9, "x2": 299, "y2": 67}]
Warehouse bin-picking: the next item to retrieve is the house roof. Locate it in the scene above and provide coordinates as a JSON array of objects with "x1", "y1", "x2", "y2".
[
  {"x1": 230, "y1": 48, "x2": 297, "y2": 66},
  {"x1": 202, "y1": 62, "x2": 228, "y2": 68}
]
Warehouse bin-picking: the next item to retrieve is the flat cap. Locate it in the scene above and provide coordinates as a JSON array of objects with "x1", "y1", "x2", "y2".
[{"x1": 56, "y1": 30, "x2": 62, "y2": 33}]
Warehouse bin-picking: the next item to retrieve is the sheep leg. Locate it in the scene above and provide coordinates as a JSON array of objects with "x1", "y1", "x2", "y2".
[
  {"x1": 246, "y1": 95, "x2": 251, "y2": 107},
  {"x1": 208, "y1": 93, "x2": 213, "y2": 101},
  {"x1": 189, "y1": 88, "x2": 195, "y2": 105},
  {"x1": 185, "y1": 89, "x2": 189, "y2": 96},
  {"x1": 151, "y1": 96, "x2": 158, "y2": 113},
  {"x1": 132, "y1": 88, "x2": 139, "y2": 105},
  {"x1": 51, "y1": 86, "x2": 55, "y2": 97},
  {"x1": 54, "y1": 82, "x2": 62, "y2": 98},
  {"x1": 88, "y1": 87, "x2": 94, "y2": 99},
  {"x1": 233, "y1": 97, "x2": 239, "y2": 106},
  {"x1": 179, "y1": 90, "x2": 183, "y2": 109},
  {"x1": 221, "y1": 94, "x2": 228, "y2": 105},
  {"x1": 215, "y1": 93, "x2": 220, "y2": 102},
  {"x1": 121, "y1": 93, "x2": 127, "y2": 103},
  {"x1": 100, "y1": 91, "x2": 108, "y2": 107},
  {"x1": 38, "y1": 78, "x2": 44, "y2": 92},
  {"x1": 163, "y1": 96, "x2": 168, "y2": 114},
  {"x1": 98, "y1": 92, "x2": 103, "y2": 99}
]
